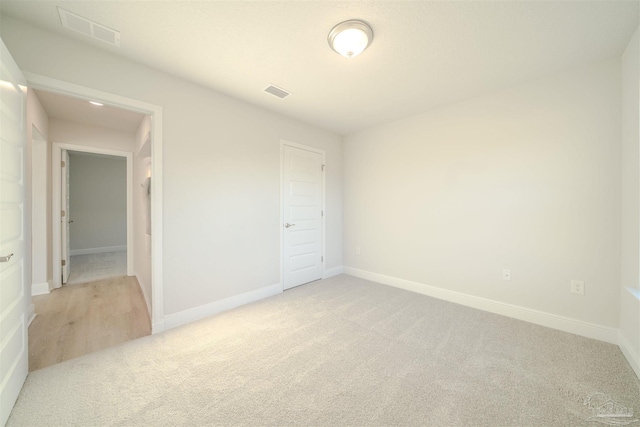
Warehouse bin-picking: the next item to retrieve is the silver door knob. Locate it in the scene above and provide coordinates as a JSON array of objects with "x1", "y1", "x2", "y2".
[
  {"x1": 284, "y1": 223, "x2": 296, "y2": 228},
  {"x1": 0, "y1": 253, "x2": 14, "y2": 263}
]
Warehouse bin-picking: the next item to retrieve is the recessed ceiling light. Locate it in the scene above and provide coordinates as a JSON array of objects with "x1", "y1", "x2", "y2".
[
  {"x1": 328, "y1": 20, "x2": 373, "y2": 58},
  {"x1": 89, "y1": 101, "x2": 104, "y2": 106}
]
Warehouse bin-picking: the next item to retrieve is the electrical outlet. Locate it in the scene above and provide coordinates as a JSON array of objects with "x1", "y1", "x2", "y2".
[
  {"x1": 356, "y1": 247, "x2": 361, "y2": 255},
  {"x1": 571, "y1": 280, "x2": 585, "y2": 295},
  {"x1": 502, "y1": 269, "x2": 511, "y2": 281}
]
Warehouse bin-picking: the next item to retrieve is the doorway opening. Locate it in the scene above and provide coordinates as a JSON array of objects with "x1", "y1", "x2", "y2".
[
  {"x1": 24, "y1": 74, "x2": 164, "y2": 335},
  {"x1": 29, "y1": 90, "x2": 151, "y2": 370},
  {"x1": 53, "y1": 145, "x2": 134, "y2": 287},
  {"x1": 24, "y1": 77, "x2": 163, "y2": 370},
  {"x1": 62, "y1": 150, "x2": 129, "y2": 285}
]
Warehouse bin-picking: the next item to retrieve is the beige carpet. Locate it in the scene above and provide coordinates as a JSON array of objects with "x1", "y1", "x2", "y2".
[
  {"x1": 67, "y1": 251, "x2": 127, "y2": 285},
  {"x1": 8, "y1": 275, "x2": 640, "y2": 426}
]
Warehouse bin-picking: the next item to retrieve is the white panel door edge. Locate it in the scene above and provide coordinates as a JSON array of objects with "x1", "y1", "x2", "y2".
[
  {"x1": 281, "y1": 142, "x2": 325, "y2": 290},
  {"x1": 60, "y1": 150, "x2": 70, "y2": 284},
  {"x1": 0, "y1": 37, "x2": 29, "y2": 426}
]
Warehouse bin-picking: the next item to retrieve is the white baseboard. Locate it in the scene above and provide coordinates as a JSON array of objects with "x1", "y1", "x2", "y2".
[
  {"x1": 49, "y1": 279, "x2": 61, "y2": 291},
  {"x1": 324, "y1": 265, "x2": 344, "y2": 278},
  {"x1": 343, "y1": 267, "x2": 619, "y2": 345},
  {"x1": 163, "y1": 283, "x2": 282, "y2": 331},
  {"x1": 28, "y1": 303, "x2": 36, "y2": 326},
  {"x1": 70, "y1": 245, "x2": 126, "y2": 256},
  {"x1": 152, "y1": 320, "x2": 165, "y2": 335},
  {"x1": 31, "y1": 282, "x2": 50, "y2": 296},
  {"x1": 618, "y1": 331, "x2": 640, "y2": 379}
]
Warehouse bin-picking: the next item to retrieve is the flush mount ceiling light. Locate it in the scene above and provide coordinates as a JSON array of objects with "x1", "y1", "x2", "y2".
[{"x1": 328, "y1": 19, "x2": 373, "y2": 58}]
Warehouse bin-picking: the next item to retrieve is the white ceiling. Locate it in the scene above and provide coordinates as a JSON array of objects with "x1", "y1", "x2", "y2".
[
  {"x1": 34, "y1": 89, "x2": 145, "y2": 133},
  {"x1": 3, "y1": 1, "x2": 638, "y2": 135}
]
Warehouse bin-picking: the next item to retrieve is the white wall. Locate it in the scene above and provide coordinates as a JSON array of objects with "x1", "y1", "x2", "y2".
[
  {"x1": 619, "y1": 26, "x2": 640, "y2": 375},
  {"x1": 134, "y1": 115, "x2": 152, "y2": 316},
  {"x1": 68, "y1": 152, "x2": 127, "y2": 252},
  {"x1": 31, "y1": 127, "x2": 47, "y2": 286},
  {"x1": 0, "y1": 16, "x2": 343, "y2": 318},
  {"x1": 49, "y1": 119, "x2": 135, "y2": 153},
  {"x1": 344, "y1": 58, "x2": 621, "y2": 330},
  {"x1": 26, "y1": 88, "x2": 49, "y2": 294}
]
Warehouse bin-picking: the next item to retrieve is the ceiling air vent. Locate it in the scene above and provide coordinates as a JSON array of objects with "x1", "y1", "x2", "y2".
[
  {"x1": 264, "y1": 84, "x2": 290, "y2": 99},
  {"x1": 58, "y1": 7, "x2": 121, "y2": 47}
]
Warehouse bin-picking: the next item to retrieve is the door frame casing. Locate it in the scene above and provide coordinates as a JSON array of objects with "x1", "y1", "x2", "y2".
[
  {"x1": 25, "y1": 72, "x2": 165, "y2": 333},
  {"x1": 52, "y1": 144, "x2": 133, "y2": 285},
  {"x1": 279, "y1": 139, "x2": 326, "y2": 290}
]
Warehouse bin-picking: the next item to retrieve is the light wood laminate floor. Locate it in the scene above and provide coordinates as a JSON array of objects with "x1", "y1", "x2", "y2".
[{"x1": 28, "y1": 276, "x2": 151, "y2": 371}]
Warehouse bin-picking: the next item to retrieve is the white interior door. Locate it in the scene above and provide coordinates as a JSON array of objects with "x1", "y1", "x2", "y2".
[
  {"x1": 0, "y1": 38, "x2": 28, "y2": 426},
  {"x1": 283, "y1": 145, "x2": 323, "y2": 290},
  {"x1": 61, "y1": 150, "x2": 70, "y2": 284}
]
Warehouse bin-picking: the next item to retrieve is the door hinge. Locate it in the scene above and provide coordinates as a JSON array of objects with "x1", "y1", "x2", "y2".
[
  {"x1": 321, "y1": 164, "x2": 325, "y2": 171},
  {"x1": 321, "y1": 210, "x2": 324, "y2": 217},
  {"x1": 61, "y1": 210, "x2": 66, "y2": 217},
  {"x1": 61, "y1": 160, "x2": 66, "y2": 167},
  {"x1": 61, "y1": 259, "x2": 66, "y2": 267},
  {"x1": 321, "y1": 256, "x2": 324, "y2": 262}
]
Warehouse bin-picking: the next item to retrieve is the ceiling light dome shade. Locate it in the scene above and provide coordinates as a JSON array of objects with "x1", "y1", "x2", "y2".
[{"x1": 328, "y1": 20, "x2": 373, "y2": 58}]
